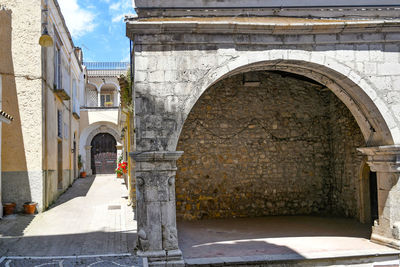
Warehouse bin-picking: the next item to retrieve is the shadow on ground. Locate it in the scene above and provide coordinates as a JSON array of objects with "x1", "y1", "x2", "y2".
[
  {"x1": 0, "y1": 215, "x2": 35, "y2": 237},
  {"x1": 0, "y1": 230, "x2": 137, "y2": 257}
]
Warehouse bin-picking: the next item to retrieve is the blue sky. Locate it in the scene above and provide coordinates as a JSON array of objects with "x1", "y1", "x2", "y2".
[{"x1": 58, "y1": 0, "x2": 135, "y2": 62}]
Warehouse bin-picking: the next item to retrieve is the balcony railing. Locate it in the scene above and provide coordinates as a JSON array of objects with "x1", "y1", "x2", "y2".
[{"x1": 84, "y1": 62, "x2": 129, "y2": 77}]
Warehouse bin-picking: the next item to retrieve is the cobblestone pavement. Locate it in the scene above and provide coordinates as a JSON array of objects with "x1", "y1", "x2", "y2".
[
  {"x1": 0, "y1": 175, "x2": 140, "y2": 266},
  {"x1": 0, "y1": 255, "x2": 143, "y2": 267}
]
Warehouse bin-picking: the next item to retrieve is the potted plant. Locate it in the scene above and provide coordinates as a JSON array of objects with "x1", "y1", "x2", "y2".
[
  {"x1": 115, "y1": 167, "x2": 123, "y2": 178},
  {"x1": 23, "y1": 202, "x2": 37, "y2": 215},
  {"x1": 78, "y1": 155, "x2": 86, "y2": 178},
  {"x1": 3, "y1": 202, "x2": 16, "y2": 216},
  {"x1": 118, "y1": 161, "x2": 128, "y2": 174},
  {"x1": 105, "y1": 101, "x2": 113, "y2": 107}
]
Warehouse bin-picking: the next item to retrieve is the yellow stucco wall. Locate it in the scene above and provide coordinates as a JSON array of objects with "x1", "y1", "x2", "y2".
[
  {"x1": 0, "y1": 0, "x2": 42, "y2": 172},
  {"x1": 0, "y1": 0, "x2": 84, "y2": 210}
]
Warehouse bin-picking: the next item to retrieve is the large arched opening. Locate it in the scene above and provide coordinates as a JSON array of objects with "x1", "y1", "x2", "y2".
[{"x1": 175, "y1": 60, "x2": 393, "y2": 258}]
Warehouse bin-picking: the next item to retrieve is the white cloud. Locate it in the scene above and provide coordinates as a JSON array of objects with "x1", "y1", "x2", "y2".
[
  {"x1": 58, "y1": 0, "x2": 96, "y2": 38},
  {"x1": 109, "y1": 0, "x2": 132, "y2": 23},
  {"x1": 112, "y1": 14, "x2": 125, "y2": 23},
  {"x1": 109, "y1": 2, "x2": 121, "y2": 11}
]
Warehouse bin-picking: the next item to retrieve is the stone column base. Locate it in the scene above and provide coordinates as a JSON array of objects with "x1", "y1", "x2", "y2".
[
  {"x1": 371, "y1": 233, "x2": 400, "y2": 250},
  {"x1": 137, "y1": 249, "x2": 185, "y2": 267}
]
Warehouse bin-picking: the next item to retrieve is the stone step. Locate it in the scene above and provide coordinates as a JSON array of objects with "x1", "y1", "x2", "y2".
[{"x1": 185, "y1": 250, "x2": 400, "y2": 267}]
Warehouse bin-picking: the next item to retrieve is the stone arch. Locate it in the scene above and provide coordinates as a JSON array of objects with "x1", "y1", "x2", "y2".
[
  {"x1": 85, "y1": 125, "x2": 120, "y2": 147},
  {"x1": 177, "y1": 55, "x2": 395, "y2": 150},
  {"x1": 79, "y1": 121, "x2": 121, "y2": 175},
  {"x1": 87, "y1": 81, "x2": 99, "y2": 91},
  {"x1": 99, "y1": 82, "x2": 120, "y2": 92}
]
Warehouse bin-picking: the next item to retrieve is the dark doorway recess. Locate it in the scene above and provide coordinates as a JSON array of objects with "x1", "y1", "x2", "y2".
[
  {"x1": 369, "y1": 171, "x2": 379, "y2": 225},
  {"x1": 91, "y1": 133, "x2": 117, "y2": 174},
  {"x1": 57, "y1": 141, "x2": 63, "y2": 189}
]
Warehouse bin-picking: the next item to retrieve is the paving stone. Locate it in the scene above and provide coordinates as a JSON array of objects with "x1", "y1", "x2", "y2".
[{"x1": 0, "y1": 256, "x2": 143, "y2": 267}]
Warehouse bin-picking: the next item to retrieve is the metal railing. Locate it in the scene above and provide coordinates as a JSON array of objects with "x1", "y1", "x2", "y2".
[
  {"x1": 84, "y1": 62, "x2": 129, "y2": 77},
  {"x1": 84, "y1": 62, "x2": 129, "y2": 70}
]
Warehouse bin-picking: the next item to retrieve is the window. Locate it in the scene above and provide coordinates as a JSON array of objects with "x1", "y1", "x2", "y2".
[
  {"x1": 64, "y1": 122, "x2": 69, "y2": 140},
  {"x1": 57, "y1": 110, "x2": 62, "y2": 138},
  {"x1": 54, "y1": 46, "x2": 62, "y2": 89},
  {"x1": 73, "y1": 79, "x2": 77, "y2": 99},
  {"x1": 53, "y1": 28, "x2": 62, "y2": 89},
  {"x1": 100, "y1": 94, "x2": 112, "y2": 106}
]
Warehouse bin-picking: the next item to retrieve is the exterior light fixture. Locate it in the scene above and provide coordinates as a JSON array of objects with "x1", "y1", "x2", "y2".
[{"x1": 39, "y1": 26, "x2": 54, "y2": 47}]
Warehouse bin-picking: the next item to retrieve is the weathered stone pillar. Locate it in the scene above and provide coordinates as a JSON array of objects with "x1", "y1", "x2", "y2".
[
  {"x1": 130, "y1": 151, "x2": 184, "y2": 266},
  {"x1": 358, "y1": 145, "x2": 400, "y2": 249}
]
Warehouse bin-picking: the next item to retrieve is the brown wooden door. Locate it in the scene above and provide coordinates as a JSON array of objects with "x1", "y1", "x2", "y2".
[{"x1": 91, "y1": 133, "x2": 117, "y2": 174}]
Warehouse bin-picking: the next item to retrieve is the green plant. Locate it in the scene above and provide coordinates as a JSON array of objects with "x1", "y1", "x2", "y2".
[
  {"x1": 118, "y1": 71, "x2": 133, "y2": 112},
  {"x1": 117, "y1": 154, "x2": 123, "y2": 164},
  {"x1": 115, "y1": 167, "x2": 123, "y2": 175}
]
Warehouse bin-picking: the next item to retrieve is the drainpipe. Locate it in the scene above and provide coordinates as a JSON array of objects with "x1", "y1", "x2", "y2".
[
  {"x1": 69, "y1": 53, "x2": 72, "y2": 184},
  {"x1": 122, "y1": 110, "x2": 132, "y2": 202}
]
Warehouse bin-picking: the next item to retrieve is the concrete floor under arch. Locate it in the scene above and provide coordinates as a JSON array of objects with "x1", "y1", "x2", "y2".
[{"x1": 178, "y1": 216, "x2": 400, "y2": 263}]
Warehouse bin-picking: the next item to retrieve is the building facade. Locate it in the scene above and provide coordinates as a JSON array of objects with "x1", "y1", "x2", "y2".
[
  {"x1": 79, "y1": 62, "x2": 126, "y2": 176},
  {"x1": 0, "y1": 0, "x2": 84, "y2": 211},
  {"x1": 127, "y1": 0, "x2": 400, "y2": 265}
]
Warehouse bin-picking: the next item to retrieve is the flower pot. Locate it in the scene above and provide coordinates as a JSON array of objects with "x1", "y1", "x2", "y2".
[
  {"x1": 3, "y1": 202, "x2": 16, "y2": 216},
  {"x1": 80, "y1": 171, "x2": 87, "y2": 178},
  {"x1": 117, "y1": 173, "x2": 122, "y2": 178},
  {"x1": 23, "y1": 202, "x2": 37, "y2": 215}
]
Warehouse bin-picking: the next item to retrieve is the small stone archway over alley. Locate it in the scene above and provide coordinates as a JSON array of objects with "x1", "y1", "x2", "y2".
[{"x1": 126, "y1": 1, "x2": 400, "y2": 265}]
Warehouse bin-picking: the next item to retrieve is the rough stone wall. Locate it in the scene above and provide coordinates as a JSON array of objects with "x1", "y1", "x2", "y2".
[
  {"x1": 329, "y1": 95, "x2": 365, "y2": 218},
  {"x1": 175, "y1": 71, "x2": 364, "y2": 220}
]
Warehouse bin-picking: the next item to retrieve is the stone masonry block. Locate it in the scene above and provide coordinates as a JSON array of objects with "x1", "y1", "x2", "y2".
[
  {"x1": 369, "y1": 44, "x2": 385, "y2": 62},
  {"x1": 148, "y1": 70, "x2": 165, "y2": 83},
  {"x1": 315, "y1": 34, "x2": 338, "y2": 44},
  {"x1": 377, "y1": 63, "x2": 400, "y2": 75},
  {"x1": 135, "y1": 71, "x2": 148, "y2": 83}
]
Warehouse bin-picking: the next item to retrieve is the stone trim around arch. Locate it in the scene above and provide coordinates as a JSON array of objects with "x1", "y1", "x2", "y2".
[
  {"x1": 180, "y1": 55, "x2": 395, "y2": 149},
  {"x1": 99, "y1": 82, "x2": 120, "y2": 92},
  {"x1": 84, "y1": 125, "x2": 121, "y2": 175}
]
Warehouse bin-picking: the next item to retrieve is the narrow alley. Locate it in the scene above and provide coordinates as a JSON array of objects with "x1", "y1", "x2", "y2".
[{"x1": 0, "y1": 175, "x2": 141, "y2": 266}]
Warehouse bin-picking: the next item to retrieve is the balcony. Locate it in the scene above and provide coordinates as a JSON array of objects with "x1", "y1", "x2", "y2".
[{"x1": 54, "y1": 88, "x2": 71, "y2": 100}]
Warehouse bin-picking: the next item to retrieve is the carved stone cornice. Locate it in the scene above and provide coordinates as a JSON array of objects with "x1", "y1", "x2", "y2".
[
  {"x1": 127, "y1": 19, "x2": 400, "y2": 39},
  {"x1": 358, "y1": 145, "x2": 400, "y2": 173},
  {"x1": 130, "y1": 151, "x2": 183, "y2": 162}
]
